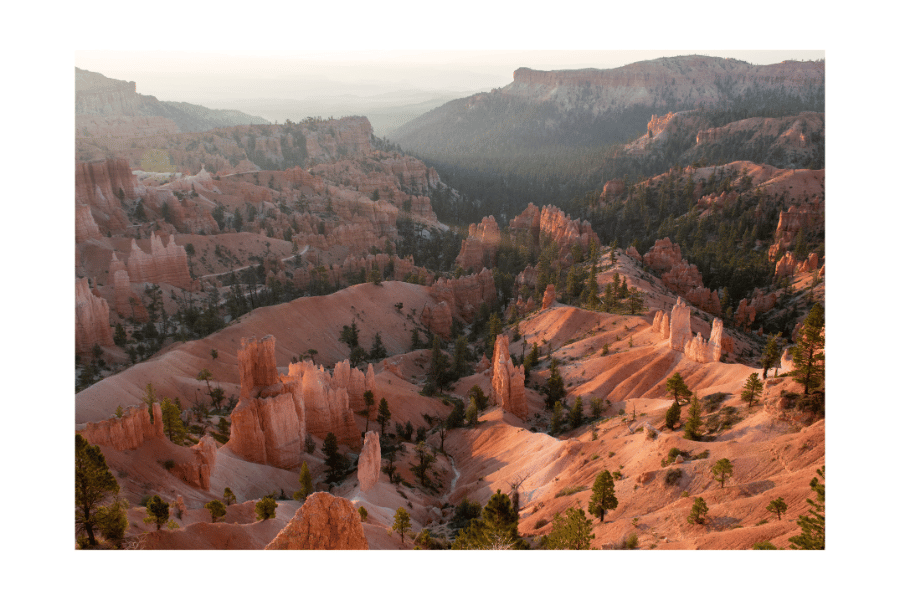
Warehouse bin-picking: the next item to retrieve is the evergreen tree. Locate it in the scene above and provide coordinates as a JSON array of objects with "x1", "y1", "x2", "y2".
[
  {"x1": 665, "y1": 400, "x2": 681, "y2": 430},
  {"x1": 545, "y1": 358, "x2": 565, "y2": 410},
  {"x1": 486, "y1": 313, "x2": 503, "y2": 357},
  {"x1": 255, "y1": 497, "x2": 277, "y2": 521},
  {"x1": 339, "y1": 320, "x2": 360, "y2": 349},
  {"x1": 590, "y1": 397, "x2": 604, "y2": 420},
  {"x1": 446, "y1": 400, "x2": 465, "y2": 429},
  {"x1": 761, "y1": 334, "x2": 782, "y2": 379},
  {"x1": 465, "y1": 397, "x2": 479, "y2": 426},
  {"x1": 75, "y1": 434, "x2": 120, "y2": 547},
  {"x1": 543, "y1": 506, "x2": 595, "y2": 550},
  {"x1": 588, "y1": 470, "x2": 618, "y2": 522},
  {"x1": 469, "y1": 385, "x2": 489, "y2": 411},
  {"x1": 428, "y1": 335, "x2": 449, "y2": 394},
  {"x1": 550, "y1": 401, "x2": 564, "y2": 436},
  {"x1": 792, "y1": 303, "x2": 825, "y2": 394},
  {"x1": 766, "y1": 497, "x2": 788, "y2": 521},
  {"x1": 95, "y1": 497, "x2": 129, "y2": 547},
  {"x1": 295, "y1": 462, "x2": 313, "y2": 501},
  {"x1": 322, "y1": 432, "x2": 345, "y2": 483},
  {"x1": 711, "y1": 458, "x2": 734, "y2": 488},
  {"x1": 742, "y1": 373, "x2": 764, "y2": 408},
  {"x1": 788, "y1": 466, "x2": 825, "y2": 549},
  {"x1": 223, "y1": 487, "x2": 237, "y2": 506},
  {"x1": 205, "y1": 500, "x2": 227, "y2": 523},
  {"x1": 144, "y1": 495, "x2": 170, "y2": 530},
  {"x1": 569, "y1": 396, "x2": 583, "y2": 429},
  {"x1": 687, "y1": 496, "x2": 709, "y2": 524},
  {"x1": 453, "y1": 490, "x2": 524, "y2": 549},
  {"x1": 586, "y1": 264, "x2": 600, "y2": 310},
  {"x1": 666, "y1": 372, "x2": 691, "y2": 404},
  {"x1": 392, "y1": 507, "x2": 412, "y2": 543},
  {"x1": 411, "y1": 441, "x2": 436, "y2": 486},
  {"x1": 628, "y1": 288, "x2": 646, "y2": 314},
  {"x1": 369, "y1": 332, "x2": 387, "y2": 360},
  {"x1": 410, "y1": 328, "x2": 423, "y2": 351},
  {"x1": 161, "y1": 397, "x2": 186, "y2": 444},
  {"x1": 363, "y1": 390, "x2": 375, "y2": 432},
  {"x1": 452, "y1": 335, "x2": 470, "y2": 379},
  {"x1": 377, "y1": 398, "x2": 391, "y2": 436},
  {"x1": 523, "y1": 342, "x2": 540, "y2": 381},
  {"x1": 683, "y1": 396, "x2": 703, "y2": 441}
]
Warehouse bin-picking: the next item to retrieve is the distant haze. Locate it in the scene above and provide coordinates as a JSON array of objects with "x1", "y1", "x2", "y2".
[{"x1": 74, "y1": 49, "x2": 825, "y2": 138}]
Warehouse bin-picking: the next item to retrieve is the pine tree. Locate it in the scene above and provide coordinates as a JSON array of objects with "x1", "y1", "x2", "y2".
[
  {"x1": 761, "y1": 334, "x2": 782, "y2": 379},
  {"x1": 789, "y1": 466, "x2": 824, "y2": 549},
  {"x1": 683, "y1": 396, "x2": 703, "y2": 441},
  {"x1": 255, "y1": 497, "x2": 277, "y2": 521},
  {"x1": 666, "y1": 372, "x2": 691, "y2": 404},
  {"x1": 742, "y1": 373, "x2": 763, "y2": 408},
  {"x1": 792, "y1": 303, "x2": 825, "y2": 394},
  {"x1": 363, "y1": 390, "x2": 375, "y2": 432},
  {"x1": 377, "y1": 398, "x2": 391, "y2": 436},
  {"x1": 665, "y1": 400, "x2": 681, "y2": 430},
  {"x1": 75, "y1": 434, "x2": 120, "y2": 547},
  {"x1": 95, "y1": 497, "x2": 129, "y2": 547},
  {"x1": 452, "y1": 335, "x2": 470, "y2": 379},
  {"x1": 322, "y1": 432, "x2": 344, "y2": 483},
  {"x1": 543, "y1": 506, "x2": 595, "y2": 550},
  {"x1": 205, "y1": 500, "x2": 227, "y2": 523},
  {"x1": 295, "y1": 462, "x2": 313, "y2": 501},
  {"x1": 465, "y1": 397, "x2": 479, "y2": 426},
  {"x1": 428, "y1": 334, "x2": 449, "y2": 394},
  {"x1": 411, "y1": 441, "x2": 436, "y2": 486},
  {"x1": 687, "y1": 496, "x2": 709, "y2": 524},
  {"x1": 369, "y1": 332, "x2": 387, "y2": 360},
  {"x1": 569, "y1": 396, "x2": 583, "y2": 429},
  {"x1": 550, "y1": 401, "x2": 564, "y2": 436},
  {"x1": 711, "y1": 458, "x2": 734, "y2": 488},
  {"x1": 223, "y1": 487, "x2": 237, "y2": 506},
  {"x1": 523, "y1": 342, "x2": 540, "y2": 381},
  {"x1": 766, "y1": 497, "x2": 788, "y2": 521},
  {"x1": 545, "y1": 358, "x2": 565, "y2": 410},
  {"x1": 144, "y1": 495, "x2": 170, "y2": 530},
  {"x1": 392, "y1": 507, "x2": 412, "y2": 543},
  {"x1": 586, "y1": 264, "x2": 600, "y2": 310},
  {"x1": 160, "y1": 397, "x2": 186, "y2": 444},
  {"x1": 588, "y1": 470, "x2": 618, "y2": 522},
  {"x1": 469, "y1": 385, "x2": 489, "y2": 411}
]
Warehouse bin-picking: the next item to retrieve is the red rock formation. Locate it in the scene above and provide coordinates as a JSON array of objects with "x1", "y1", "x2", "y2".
[
  {"x1": 651, "y1": 310, "x2": 670, "y2": 339},
  {"x1": 734, "y1": 288, "x2": 778, "y2": 330},
  {"x1": 780, "y1": 347, "x2": 795, "y2": 373},
  {"x1": 603, "y1": 179, "x2": 626, "y2": 197},
  {"x1": 508, "y1": 204, "x2": 599, "y2": 261},
  {"x1": 266, "y1": 492, "x2": 368, "y2": 550},
  {"x1": 685, "y1": 318, "x2": 725, "y2": 363},
  {"x1": 357, "y1": 431, "x2": 381, "y2": 492},
  {"x1": 237, "y1": 336, "x2": 281, "y2": 398},
  {"x1": 303, "y1": 117, "x2": 374, "y2": 163},
  {"x1": 289, "y1": 361, "x2": 359, "y2": 449},
  {"x1": 333, "y1": 359, "x2": 375, "y2": 412},
  {"x1": 126, "y1": 232, "x2": 193, "y2": 290},
  {"x1": 421, "y1": 300, "x2": 453, "y2": 340},
  {"x1": 456, "y1": 216, "x2": 501, "y2": 271},
  {"x1": 228, "y1": 391, "x2": 307, "y2": 470},
  {"x1": 77, "y1": 403, "x2": 164, "y2": 450},
  {"x1": 625, "y1": 246, "x2": 642, "y2": 263},
  {"x1": 661, "y1": 260, "x2": 704, "y2": 297},
  {"x1": 774, "y1": 251, "x2": 820, "y2": 279},
  {"x1": 171, "y1": 435, "x2": 217, "y2": 491},
  {"x1": 668, "y1": 297, "x2": 692, "y2": 352},
  {"x1": 542, "y1": 284, "x2": 556, "y2": 309},
  {"x1": 75, "y1": 159, "x2": 135, "y2": 232},
  {"x1": 76, "y1": 278, "x2": 114, "y2": 354},
  {"x1": 490, "y1": 335, "x2": 528, "y2": 421},
  {"x1": 429, "y1": 269, "x2": 497, "y2": 323},
  {"x1": 684, "y1": 286, "x2": 722, "y2": 316},
  {"x1": 75, "y1": 203, "x2": 101, "y2": 243},
  {"x1": 768, "y1": 198, "x2": 824, "y2": 260},
  {"x1": 643, "y1": 238, "x2": 683, "y2": 272}
]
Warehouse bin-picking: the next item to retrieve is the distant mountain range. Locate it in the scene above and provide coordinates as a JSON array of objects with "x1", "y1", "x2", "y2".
[{"x1": 75, "y1": 67, "x2": 270, "y2": 133}]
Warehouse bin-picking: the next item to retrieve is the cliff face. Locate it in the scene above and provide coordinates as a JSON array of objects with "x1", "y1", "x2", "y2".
[
  {"x1": 75, "y1": 159, "x2": 136, "y2": 232},
  {"x1": 508, "y1": 204, "x2": 599, "y2": 263},
  {"x1": 77, "y1": 403, "x2": 164, "y2": 451},
  {"x1": 75, "y1": 278, "x2": 114, "y2": 354},
  {"x1": 455, "y1": 216, "x2": 501, "y2": 271},
  {"x1": 491, "y1": 335, "x2": 528, "y2": 420}
]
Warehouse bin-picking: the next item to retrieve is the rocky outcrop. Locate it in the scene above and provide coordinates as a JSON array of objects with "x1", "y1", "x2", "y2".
[
  {"x1": 734, "y1": 288, "x2": 778, "y2": 330},
  {"x1": 643, "y1": 238, "x2": 682, "y2": 272},
  {"x1": 684, "y1": 286, "x2": 722, "y2": 316},
  {"x1": 75, "y1": 158, "x2": 135, "y2": 232},
  {"x1": 774, "y1": 251, "x2": 820, "y2": 279},
  {"x1": 332, "y1": 360, "x2": 377, "y2": 412},
  {"x1": 289, "y1": 361, "x2": 359, "y2": 449},
  {"x1": 625, "y1": 246, "x2": 642, "y2": 263},
  {"x1": 661, "y1": 260, "x2": 704, "y2": 297},
  {"x1": 603, "y1": 179, "x2": 626, "y2": 197},
  {"x1": 429, "y1": 268, "x2": 497, "y2": 323},
  {"x1": 75, "y1": 203, "x2": 101, "y2": 243},
  {"x1": 542, "y1": 284, "x2": 556, "y2": 309},
  {"x1": 490, "y1": 335, "x2": 528, "y2": 420},
  {"x1": 668, "y1": 298, "x2": 692, "y2": 353},
  {"x1": 780, "y1": 347, "x2": 795, "y2": 373},
  {"x1": 77, "y1": 403, "x2": 164, "y2": 450},
  {"x1": 237, "y1": 336, "x2": 281, "y2": 399},
  {"x1": 265, "y1": 492, "x2": 368, "y2": 550},
  {"x1": 126, "y1": 232, "x2": 193, "y2": 290},
  {"x1": 685, "y1": 318, "x2": 725, "y2": 363},
  {"x1": 75, "y1": 278, "x2": 114, "y2": 354},
  {"x1": 357, "y1": 431, "x2": 381, "y2": 492},
  {"x1": 171, "y1": 435, "x2": 217, "y2": 491},
  {"x1": 228, "y1": 390, "x2": 307, "y2": 470},
  {"x1": 421, "y1": 300, "x2": 452, "y2": 340},
  {"x1": 456, "y1": 216, "x2": 501, "y2": 271},
  {"x1": 768, "y1": 198, "x2": 824, "y2": 259},
  {"x1": 651, "y1": 310, "x2": 670, "y2": 339},
  {"x1": 509, "y1": 204, "x2": 599, "y2": 262},
  {"x1": 303, "y1": 116, "x2": 374, "y2": 163}
]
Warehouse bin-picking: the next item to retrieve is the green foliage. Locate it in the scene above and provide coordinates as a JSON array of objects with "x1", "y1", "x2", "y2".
[
  {"x1": 75, "y1": 434, "x2": 120, "y2": 547},
  {"x1": 322, "y1": 432, "x2": 345, "y2": 484},
  {"x1": 358, "y1": 506, "x2": 368, "y2": 522},
  {"x1": 446, "y1": 399, "x2": 465, "y2": 429},
  {"x1": 428, "y1": 335, "x2": 450, "y2": 394},
  {"x1": 469, "y1": 385, "x2": 489, "y2": 411},
  {"x1": 543, "y1": 506, "x2": 595, "y2": 550},
  {"x1": 761, "y1": 334, "x2": 782, "y2": 378},
  {"x1": 588, "y1": 470, "x2": 618, "y2": 522},
  {"x1": 377, "y1": 398, "x2": 391, "y2": 436},
  {"x1": 741, "y1": 373, "x2": 763, "y2": 408},
  {"x1": 765, "y1": 497, "x2": 788, "y2": 521},
  {"x1": 752, "y1": 540, "x2": 778, "y2": 550},
  {"x1": 411, "y1": 441, "x2": 437, "y2": 487},
  {"x1": 544, "y1": 358, "x2": 566, "y2": 410},
  {"x1": 452, "y1": 490, "x2": 525, "y2": 549},
  {"x1": 569, "y1": 396, "x2": 584, "y2": 429},
  {"x1": 550, "y1": 401, "x2": 564, "y2": 436},
  {"x1": 665, "y1": 469, "x2": 684, "y2": 486},
  {"x1": 296, "y1": 462, "x2": 314, "y2": 501},
  {"x1": 161, "y1": 397, "x2": 186, "y2": 444},
  {"x1": 590, "y1": 397, "x2": 604, "y2": 420},
  {"x1": 392, "y1": 507, "x2": 412, "y2": 543},
  {"x1": 789, "y1": 466, "x2": 824, "y2": 550},
  {"x1": 339, "y1": 320, "x2": 360, "y2": 349},
  {"x1": 255, "y1": 497, "x2": 277, "y2": 521},
  {"x1": 687, "y1": 497, "x2": 709, "y2": 524},
  {"x1": 791, "y1": 303, "x2": 825, "y2": 394},
  {"x1": 369, "y1": 332, "x2": 387, "y2": 361},
  {"x1": 95, "y1": 497, "x2": 129, "y2": 547},
  {"x1": 665, "y1": 400, "x2": 681, "y2": 430},
  {"x1": 666, "y1": 372, "x2": 691, "y2": 404},
  {"x1": 205, "y1": 500, "x2": 227, "y2": 523},
  {"x1": 465, "y1": 397, "x2": 479, "y2": 426},
  {"x1": 623, "y1": 532, "x2": 639, "y2": 549},
  {"x1": 683, "y1": 396, "x2": 703, "y2": 440},
  {"x1": 113, "y1": 323, "x2": 127, "y2": 346},
  {"x1": 712, "y1": 458, "x2": 734, "y2": 488},
  {"x1": 223, "y1": 487, "x2": 237, "y2": 506},
  {"x1": 144, "y1": 495, "x2": 170, "y2": 530}
]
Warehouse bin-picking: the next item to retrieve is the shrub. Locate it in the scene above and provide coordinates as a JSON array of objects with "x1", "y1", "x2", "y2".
[
  {"x1": 665, "y1": 469, "x2": 683, "y2": 486},
  {"x1": 694, "y1": 449, "x2": 710, "y2": 460},
  {"x1": 624, "y1": 533, "x2": 639, "y2": 549},
  {"x1": 163, "y1": 459, "x2": 175, "y2": 471},
  {"x1": 255, "y1": 497, "x2": 277, "y2": 521},
  {"x1": 752, "y1": 540, "x2": 778, "y2": 550},
  {"x1": 534, "y1": 518, "x2": 549, "y2": 529},
  {"x1": 555, "y1": 486, "x2": 587, "y2": 498},
  {"x1": 358, "y1": 506, "x2": 368, "y2": 522}
]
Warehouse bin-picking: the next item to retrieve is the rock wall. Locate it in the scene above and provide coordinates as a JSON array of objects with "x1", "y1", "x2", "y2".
[
  {"x1": 171, "y1": 435, "x2": 217, "y2": 491},
  {"x1": 357, "y1": 431, "x2": 381, "y2": 492},
  {"x1": 643, "y1": 238, "x2": 683, "y2": 272},
  {"x1": 126, "y1": 232, "x2": 193, "y2": 290},
  {"x1": 289, "y1": 361, "x2": 360, "y2": 449},
  {"x1": 428, "y1": 268, "x2": 497, "y2": 323},
  {"x1": 76, "y1": 277, "x2": 114, "y2": 354},
  {"x1": 508, "y1": 204, "x2": 599, "y2": 263},
  {"x1": 490, "y1": 335, "x2": 528, "y2": 420},
  {"x1": 774, "y1": 251, "x2": 820, "y2": 279},
  {"x1": 228, "y1": 391, "x2": 307, "y2": 470},
  {"x1": 734, "y1": 288, "x2": 778, "y2": 330},
  {"x1": 266, "y1": 492, "x2": 368, "y2": 550},
  {"x1": 75, "y1": 203, "x2": 102, "y2": 244},
  {"x1": 421, "y1": 300, "x2": 452, "y2": 340},
  {"x1": 77, "y1": 403, "x2": 164, "y2": 450},
  {"x1": 456, "y1": 216, "x2": 501, "y2": 271},
  {"x1": 332, "y1": 360, "x2": 377, "y2": 412},
  {"x1": 685, "y1": 318, "x2": 725, "y2": 363},
  {"x1": 651, "y1": 310, "x2": 670, "y2": 339},
  {"x1": 75, "y1": 158, "x2": 135, "y2": 232}
]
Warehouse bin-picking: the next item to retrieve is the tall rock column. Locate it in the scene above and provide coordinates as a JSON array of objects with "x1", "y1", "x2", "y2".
[
  {"x1": 490, "y1": 335, "x2": 528, "y2": 421},
  {"x1": 357, "y1": 431, "x2": 381, "y2": 492},
  {"x1": 668, "y1": 297, "x2": 692, "y2": 352},
  {"x1": 75, "y1": 278, "x2": 114, "y2": 354}
]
